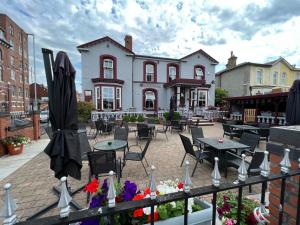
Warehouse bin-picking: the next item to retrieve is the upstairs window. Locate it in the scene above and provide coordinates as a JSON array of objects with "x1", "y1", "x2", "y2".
[
  {"x1": 0, "y1": 66, "x2": 3, "y2": 81},
  {"x1": 10, "y1": 39, "x2": 14, "y2": 50},
  {"x1": 0, "y1": 30, "x2": 4, "y2": 39},
  {"x1": 146, "y1": 64, "x2": 154, "y2": 82},
  {"x1": 256, "y1": 69, "x2": 263, "y2": 84},
  {"x1": 272, "y1": 72, "x2": 278, "y2": 85},
  {"x1": 11, "y1": 85, "x2": 16, "y2": 96},
  {"x1": 103, "y1": 59, "x2": 113, "y2": 79},
  {"x1": 194, "y1": 65, "x2": 205, "y2": 80},
  {"x1": 168, "y1": 66, "x2": 177, "y2": 81},
  {"x1": 9, "y1": 25, "x2": 14, "y2": 36},
  {"x1": 19, "y1": 87, "x2": 23, "y2": 97},
  {"x1": 11, "y1": 70, "x2": 16, "y2": 80},
  {"x1": 280, "y1": 72, "x2": 287, "y2": 85}
]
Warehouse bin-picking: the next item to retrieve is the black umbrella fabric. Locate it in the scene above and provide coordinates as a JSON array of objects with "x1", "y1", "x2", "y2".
[
  {"x1": 168, "y1": 96, "x2": 176, "y2": 121},
  {"x1": 286, "y1": 80, "x2": 300, "y2": 125},
  {"x1": 44, "y1": 51, "x2": 82, "y2": 180}
]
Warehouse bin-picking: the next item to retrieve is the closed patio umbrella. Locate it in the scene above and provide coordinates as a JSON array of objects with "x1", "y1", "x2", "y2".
[
  {"x1": 168, "y1": 96, "x2": 176, "y2": 120},
  {"x1": 286, "y1": 80, "x2": 300, "y2": 125},
  {"x1": 44, "y1": 51, "x2": 82, "y2": 180}
]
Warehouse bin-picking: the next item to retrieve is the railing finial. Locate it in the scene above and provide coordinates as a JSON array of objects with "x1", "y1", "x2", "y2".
[
  {"x1": 260, "y1": 151, "x2": 269, "y2": 177},
  {"x1": 183, "y1": 161, "x2": 192, "y2": 193},
  {"x1": 58, "y1": 176, "x2": 71, "y2": 218},
  {"x1": 1, "y1": 183, "x2": 17, "y2": 225},
  {"x1": 280, "y1": 148, "x2": 291, "y2": 174},
  {"x1": 107, "y1": 171, "x2": 116, "y2": 208},
  {"x1": 211, "y1": 157, "x2": 221, "y2": 187},
  {"x1": 149, "y1": 165, "x2": 157, "y2": 200},
  {"x1": 238, "y1": 154, "x2": 248, "y2": 182}
]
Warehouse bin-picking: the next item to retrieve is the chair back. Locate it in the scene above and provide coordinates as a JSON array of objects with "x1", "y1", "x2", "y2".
[
  {"x1": 248, "y1": 151, "x2": 265, "y2": 175},
  {"x1": 259, "y1": 128, "x2": 270, "y2": 138},
  {"x1": 95, "y1": 120, "x2": 104, "y2": 131},
  {"x1": 191, "y1": 127, "x2": 204, "y2": 144},
  {"x1": 114, "y1": 127, "x2": 128, "y2": 141},
  {"x1": 222, "y1": 123, "x2": 232, "y2": 133},
  {"x1": 141, "y1": 139, "x2": 151, "y2": 159},
  {"x1": 171, "y1": 120, "x2": 180, "y2": 126},
  {"x1": 179, "y1": 134, "x2": 196, "y2": 157},
  {"x1": 137, "y1": 123, "x2": 150, "y2": 138},
  {"x1": 87, "y1": 151, "x2": 117, "y2": 177},
  {"x1": 239, "y1": 132, "x2": 260, "y2": 153}
]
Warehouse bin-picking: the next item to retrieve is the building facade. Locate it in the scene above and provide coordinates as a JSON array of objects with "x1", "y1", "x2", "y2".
[
  {"x1": 78, "y1": 35, "x2": 218, "y2": 113},
  {"x1": 0, "y1": 14, "x2": 30, "y2": 112},
  {"x1": 216, "y1": 52, "x2": 300, "y2": 97}
]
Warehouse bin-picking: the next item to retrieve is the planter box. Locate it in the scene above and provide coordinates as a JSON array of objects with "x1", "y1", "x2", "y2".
[
  {"x1": 0, "y1": 142, "x2": 7, "y2": 157},
  {"x1": 7, "y1": 144, "x2": 24, "y2": 155},
  {"x1": 145, "y1": 199, "x2": 212, "y2": 225}
]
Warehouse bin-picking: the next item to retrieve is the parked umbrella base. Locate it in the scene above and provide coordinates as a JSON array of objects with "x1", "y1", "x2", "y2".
[{"x1": 27, "y1": 184, "x2": 85, "y2": 220}]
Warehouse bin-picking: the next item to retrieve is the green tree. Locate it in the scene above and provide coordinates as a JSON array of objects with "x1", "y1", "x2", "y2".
[
  {"x1": 77, "y1": 101, "x2": 93, "y2": 123},
  {"x1": 215, "y1": 88, "x2": 228, "y2": 106}
]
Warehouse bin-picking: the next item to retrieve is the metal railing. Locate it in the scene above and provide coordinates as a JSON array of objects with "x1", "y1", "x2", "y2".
[
  {"x1": 2, "y1": 149, "x2": 299, "y2": 225},
  {"x1": 91, "y1": 111, "x2": 167, "y2": 121}
]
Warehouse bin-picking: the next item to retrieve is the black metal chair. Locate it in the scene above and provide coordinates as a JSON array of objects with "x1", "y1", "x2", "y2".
[
  {"x1": 224, "y1": 150, "x2": 265, "y2": 192},
  {"x1": 122, "y1": 121, "x2": 137, "y2": 136},
  {"x1": 190, "y1": 127, "x2": 204, "y2": 149},
  {"x1": 171, "y1": 120, "x2": 182, "y2": 133},
  {"x1": 136, "y1": 123, "x2": 152, "y2": 143},
  {"x1": 257, "y1": 123, "x2": 270, "y2": 142},
  {"x1": 86, "y1": 150, "x2": 122, "y2": 202},
  {"x1": 155, "y1": 123, "x2": 169, "y2": 140},
  {"x1": 222, "y1": 123, "x2": 239, "y2": 139},
  {"x1": 114, "y1": 127, "x2": 129, "y2": 161},
  {"x1": 124, "y1": 139, "x2": 151, "y2": 175},
  {"x1": 179, "y1": 134, "x2": 210, "y2": 177},
  {"x1": 235, "y1": 132, "x2": 260, "y2": 156}
]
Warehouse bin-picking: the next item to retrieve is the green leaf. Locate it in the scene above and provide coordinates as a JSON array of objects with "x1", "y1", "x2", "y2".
[{"x1": 157, "y1": 206, "x2": 168, "y2": 220}]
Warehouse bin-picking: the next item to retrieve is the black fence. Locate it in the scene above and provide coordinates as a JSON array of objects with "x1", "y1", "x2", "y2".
[{"x1": 13, "y1": 168, "x2": 300, "y2": 225}]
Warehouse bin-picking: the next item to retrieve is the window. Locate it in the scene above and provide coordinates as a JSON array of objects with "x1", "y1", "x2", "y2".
[
  {"x1": 116, "y1": 87, "x2": 121, "y2": 109},
  {"x1": 168, "y1": 66, "x2": 177, "y2": 81},
  {"x1": 0, "y1": 30, "x2": 4, "y2": 39},
  {"x1": 95, "y1": 87, "x2": 100, "y2": 109},
  {"x1": 18, "y1": 32, "x2": 22, "y2": 42},
  {"x1": 9, "y1": 25, "x2": 14, "y2": 36},
  {"x1": 256, "y1": 69, "x2": 263, "y2": 84},
  {"x1": 0, "y1": 66, "x2": 3, "y2": 81},
  {"x1": 10, "y1": 56, "x2": 14, "y2": 66},
  {"x1": 0, "y1": 49, "x2": 2, "y2": 61},
  {"x1": 194, "y1": 65, "x2": 205, "y2": 80},
  {"x1": 272, "y1": 72, "x2": 278, "y2": 85},
  {"x1": 11, "y1": 70, "x2": 16, "y2": 80},
  {"x1": 280, "y1": 72, "x2": 287, "y2": 85},
  {"x1": 19, "y1": 87, "x2": 22, "y2": 97},
  {"x1": 145, "y1": 91, "x2": 155, "y2": 110},
  {"x1": 20, "y1": 73, "x2": 23, "y2": 83},
  {"x1": 10, "y1": 39, "x2": 14, "y2": 50},
  {"x1": 146, "y1": 64, "x2": 154, "y2": 82},
  {"x1": 197, "y1": 90, "x2": 207, "y2": 107},
  {"x1": 19, "y1": 46, "x2": 22, "y2": 55},
  {"x1": 25, "y1": 89, "x2": 28, "y2": 98},
  {"x1": 103, "y1": 59, "x2": 113, "y2": 78},
  {"x1": 295, "y1": 73, "x2": 300, "y2": 80},
  {"x1": 102, "y1": 87, "x2": 114, "y2": 110},
  {"x1": 11, "y1": 86, "x2": 16, "y2": 96}
]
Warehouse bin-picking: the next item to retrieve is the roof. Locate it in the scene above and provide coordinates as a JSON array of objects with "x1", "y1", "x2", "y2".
[
  {"x1": 180, "y1": 49, "x2": 219, "y2": 64},
  {"x1": 77, "y1": 36, "x2": 135, "y2": 54},
  {"x1": 216, "y1": 57, "x2": 300, "y2": 76},
  {"x1": 134, "y1": 54, "x2": 180, "y2": 62},
  {"x1": 225, "y1": 92, "x2": 288, "y2": 101}
]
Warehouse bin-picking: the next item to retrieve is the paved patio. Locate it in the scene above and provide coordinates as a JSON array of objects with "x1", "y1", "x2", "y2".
[{"x1": 0, "y1": 123, "x2": 266, "y2": 222}]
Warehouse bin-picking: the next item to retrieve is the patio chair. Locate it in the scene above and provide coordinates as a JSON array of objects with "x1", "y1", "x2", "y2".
[
  {"x1": 224, "y1": 150, "x2": 264, "y2": 192},
  {"x1": 155, "y1": 123, "x2": 169, "y2": 140},
  {"x1": 86, "y1": 150, "x2": 122, "y2": 203},
  {"x1": 171, "y1": 120, "x2": 182, "y2": 133},
  {"x1": 122, "y1": 121, "x2": 137, "y2": 136},
  {"x1": 191, "y1": 127, "x2": 204, "y2": 150},
  {"x1": 257, "y1": 123, "x2": 270, "y2": 142},
  {"x1": 235, "y1": 132, "x2": 260, "y2": 156},
  {"x1": 87, "y1": 119, "x2": 96, "y2": 135},
  {"x1": 114, "y1": 127, "x2": 129, "y2": 160},
  {"x1": 124, "y1": 139, "x2": 151, "y2": 175},
  {"x1": 179, "y1": 134, "x2": 210, "y2": 177},
  {"x1": 136, "y1": 123, "x2": 152, "y2": 143},
  {"x1": 222, "y1": 123, "x2": 239, "y2": 139}
]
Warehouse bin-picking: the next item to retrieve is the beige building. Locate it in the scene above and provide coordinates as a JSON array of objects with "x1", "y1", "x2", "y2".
[{"x1": 216, "y1": 52, "x2": 300, "y2": 97}]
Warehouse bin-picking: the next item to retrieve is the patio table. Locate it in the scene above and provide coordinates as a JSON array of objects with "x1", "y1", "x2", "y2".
[
  {"x1": 195, "y1": 137, "x2": 250, "y2": 167},
  {"x1": 230, "y1": 124, "x2": 259, "y2": 131},
  {"x1": 93, "y1": 139, "x2": 127, "y2": 152}
]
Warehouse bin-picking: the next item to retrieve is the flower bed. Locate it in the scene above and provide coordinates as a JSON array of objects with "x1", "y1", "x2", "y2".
[{"x1": 81, "y1": 179, "x2": 212, "y2": 225}]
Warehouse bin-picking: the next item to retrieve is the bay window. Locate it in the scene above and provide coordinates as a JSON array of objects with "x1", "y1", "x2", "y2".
[
  {"x1": 94, "y1": 86, "x2": 122, "y2": 111},
  {"x1": 102, "y1": 87, "x2": 114, "y2": 110},
  {"x1": 116, "y1": 87, "x2": 121, "y2": 109}
]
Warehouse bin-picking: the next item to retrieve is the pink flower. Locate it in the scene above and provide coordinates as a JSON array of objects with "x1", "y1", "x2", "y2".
[{"x1": 225, "y1": 218, "x2": 234, "y2": 225}]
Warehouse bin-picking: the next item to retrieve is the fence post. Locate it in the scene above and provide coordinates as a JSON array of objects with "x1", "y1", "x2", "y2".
[
  {"x1": 1, "y1": 183, "x2": 17, "y2": 225},
  {"x1": 58, "y1": 176, "x2": 71, "y2": 218},
  {"x1": 183, "y1": 161, "x2": 192, "y2": 193},
  {"x1": 211, "y1": 157, "x2": 221, "y2": 187},
  {"x1": 238, "y1": 154, "x2": 247, "y2": 182},
  {"x1": 260, "y1": 151, "x2": 269, "y2": 177},
  {"x1": 149, "y1": 165, "x2": 156, "y2": 200},
  {"x1": 280, "y1": 148, "x2": 291, "y2": 174},
  {"x1": 107, "y1": 171, "x2": 116, "y2": 208}
]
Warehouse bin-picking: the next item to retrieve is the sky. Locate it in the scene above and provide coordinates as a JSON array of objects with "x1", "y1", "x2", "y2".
[{"x1": 1, "y1": 0, "x2": 300, "y2": 92}]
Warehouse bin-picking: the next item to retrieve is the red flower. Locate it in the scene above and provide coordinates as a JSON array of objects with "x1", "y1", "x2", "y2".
[
  {"x1": 148, "y1": 211, "x2": 159, "y2": 222},
  {"x1": 84, "y1": 178, "x2": 99, "y2": 193},
  {"x1": 133, "y1": 208, "x2": 144, "y2": 218},
  {"x1": 115, "y1": 195, "x2": 122, "y2": 203},
  {"x1": 178, "y1": 182, "x2": 184, "y2": 189},
  {"x1": 133, "y1": 193, "x2": 145, "y2": 201},
  {"x1": 144, "y1": 187, "x2": 150, "y2": 195}
]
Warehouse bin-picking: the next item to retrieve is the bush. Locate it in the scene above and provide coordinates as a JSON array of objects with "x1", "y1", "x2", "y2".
[
  {"x1": 215, "y1": 88, "x2": 228, "y2": 106},
  {"x1": 129, "y1": 115, "x2": 136, "y2": 122},
  {"x1": 77, "y1": 101, "x2": 93, "y2": 123},
  {"x1": 136, "y1": 115, "x2": 145, "y2": 122},
  {"x1": 122, "y1": 115, "x2": 130, "y2": 122},
  {"x1": 163, "y1": 112, "x2": 181, "y2": 121}
]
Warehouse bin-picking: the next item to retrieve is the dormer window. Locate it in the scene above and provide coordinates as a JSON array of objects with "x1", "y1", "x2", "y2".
[
  {"x1": 143, "y1": 61, "x2": 157, "y2": 82},
  {"x1": 194, "y1": 65, "x2": 205, "y2": 80},
  {"x1": 103, "y1": 59, "x2": 113, "y2": 79}
]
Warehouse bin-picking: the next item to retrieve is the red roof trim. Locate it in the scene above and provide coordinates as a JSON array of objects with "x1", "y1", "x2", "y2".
[
  {"x1": 225, "y1": 92, "x2": 288, "y2": 101},
  {"x1": 180, "y1": 49, "x2": 218, "y2": 64},
  {"x1": 91, "y1": 78, "x2": 125, "y2": 84},
  {"x1": 77, "y1": 36, "x2": 134, "y2": 54},
  {"x1": 164, "y1": 78, "x2": 210, "y2": 88}
]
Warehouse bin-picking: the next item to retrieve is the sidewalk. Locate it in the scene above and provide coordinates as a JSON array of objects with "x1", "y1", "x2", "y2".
[{"x1": 0, "y1": 138, "x2": 49, "y2": 181}]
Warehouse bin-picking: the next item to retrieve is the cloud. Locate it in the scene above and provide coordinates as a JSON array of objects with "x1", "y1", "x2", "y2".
[{"x1": 1, "y1": 0, "x2": 299, "y2": 92}]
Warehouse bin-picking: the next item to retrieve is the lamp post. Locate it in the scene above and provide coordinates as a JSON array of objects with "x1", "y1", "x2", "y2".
[{"x1": 27, "y1": 33, "x2": 37, "y2": 111}]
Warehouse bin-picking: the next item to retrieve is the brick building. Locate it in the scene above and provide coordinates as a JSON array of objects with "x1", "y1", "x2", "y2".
[
  {"x1": 29, "y1": 83, "x2": 49, "y2": 110},
  {"x1": 0, "y1": 14, "x2": 30, "y2": 113}
]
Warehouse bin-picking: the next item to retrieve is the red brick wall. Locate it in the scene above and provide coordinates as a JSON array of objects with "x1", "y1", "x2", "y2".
[{"x1": 269, "y1": 153, "x2": 299, "y2": 225}]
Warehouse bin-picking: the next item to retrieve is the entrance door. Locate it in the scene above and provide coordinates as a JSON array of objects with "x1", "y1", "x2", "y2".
[
  {"x1": 190, "y1": 89, "x2": 197, "y2": 109},
  {"x1": 197, "y1": 90, "x2": 208, "y2": 108}
]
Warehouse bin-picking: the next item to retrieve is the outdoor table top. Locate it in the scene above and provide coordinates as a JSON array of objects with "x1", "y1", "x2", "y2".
[
  {"x1": 147, "y1": 124, "x2": 156, "y2": 129},
  {"x1": 196, "y1": 138, "x2": 250, "y2": 151},
  {"x1": 230, "y1": 124, "x2": 259, "y2": 130},
  {"x1": 93, "y1": 139, "x2": 127, "y2": 151}
]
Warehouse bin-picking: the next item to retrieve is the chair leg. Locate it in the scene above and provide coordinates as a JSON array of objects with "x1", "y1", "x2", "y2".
[
  {"x1": 192, "y1": 160, "x2": 199, "y2": 177},
  {"x1": 249, "y1": 185, "x2": 252, "y2": 193},
  {"x1": 144, "y1": 157, "x2": 149, "y2": 166},
  {"x1": 141, "y1": 161, "x2": 148, "y2": 176},
  {"x1": 165, "y1": 133, "x2": 168, "y2": 141},
  {"x1": 180, "y1": 153, "x2": 187, "y2": 167}
]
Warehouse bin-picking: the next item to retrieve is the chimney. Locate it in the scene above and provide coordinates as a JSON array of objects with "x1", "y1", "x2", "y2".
[
  {"x1": 124, "y1": 35, "x2": 132, "y2": 51},
  {"x1": 226, "y1": 51, "x2": 237, "y2": 69}
]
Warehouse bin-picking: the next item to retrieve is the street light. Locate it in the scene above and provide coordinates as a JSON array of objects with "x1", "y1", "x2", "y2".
[{"x1": 27, "y1": 33, "x2": 37, "y2": 111}]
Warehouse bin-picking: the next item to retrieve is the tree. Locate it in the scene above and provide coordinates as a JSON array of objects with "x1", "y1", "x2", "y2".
[
  {"x1": 77, "y1": 101, "x2": 93, "y2": 123},
  {"x1": 215, "y1": 88, "x2": 228, "y2": 106}
]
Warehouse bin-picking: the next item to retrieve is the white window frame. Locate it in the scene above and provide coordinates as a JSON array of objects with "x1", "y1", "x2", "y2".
[
  {"x1": 280, "y1": 72, "x2": 287, "y2": 85},
  {"x1": 145, "y1": 90, "x2": 156, "y2": 110},
  {"x1": 146, "y1": 64, "x2": 154, "y2": 82},
  {"x1": 195, "y1": 67, "x2": 204, "y2": 80},
  {"x1": 101, "y1": 86, "x2": 114, "y2": 110},
  {"x1": 197, "y1": 90, "x2": 208, "y2": 107},
  {"x1": 94, "y1": 87, "x2": 100, "y2": 110},
  {"x1": 103, "y1": 59, "x2": 113, "y2": 79},
  {"x1": 169, "y1": 66, "x2": 177, "y2": 81},
  {"x1": 116, "y1": 87, "x2": 121, "y2": 110},
  {"x1": 11, "y1": 70, "x2": 16, "y2": 80},
  {"x1": 272, "y1": 72, "x2": 278, "y2": 85},
  {"x1": 256, "y1": 69, "x2": 263, "y2": 84}
]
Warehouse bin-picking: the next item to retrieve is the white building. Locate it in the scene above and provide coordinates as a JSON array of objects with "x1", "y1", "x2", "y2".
[{"x1": 77, "y1": 35, "x2": 218, "y2": 113}]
